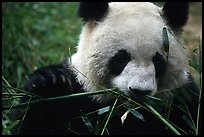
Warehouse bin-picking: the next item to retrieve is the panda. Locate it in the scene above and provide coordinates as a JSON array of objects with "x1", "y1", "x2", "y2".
[{"x1": 15, "y1": 2, "x2": 200, "y2": 135}]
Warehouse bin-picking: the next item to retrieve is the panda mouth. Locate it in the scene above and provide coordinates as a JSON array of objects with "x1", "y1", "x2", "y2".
[
  {"x1": 128, "y1": 88, "x2": 151, "y2": 101},
  {"x1": 129, "y1": 87, "x2": 152, "y2": 96}
]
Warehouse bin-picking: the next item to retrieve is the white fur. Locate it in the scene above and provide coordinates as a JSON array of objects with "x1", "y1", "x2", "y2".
[
  {"x1": 112, "y1": 61, "x2": 157, "y2": 96},
  {"x1": 71, "y1": 2, "x2": 189, "y2": 103}
]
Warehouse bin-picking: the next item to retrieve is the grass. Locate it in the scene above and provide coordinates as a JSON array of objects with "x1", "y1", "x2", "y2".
[
  {"x1": 2, "y1": 2, "x2": 202, "y2": 135},
  {"x1": 2, "y1": 2, "x2": 82, "y2": 89},
  {"x1": 2, "y1": 2, "x2": 82, "y2": 135}
]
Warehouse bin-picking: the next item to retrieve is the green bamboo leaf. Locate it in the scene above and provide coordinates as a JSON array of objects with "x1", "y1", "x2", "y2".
[
  {"x1": 2, "y1": 120, "x2": 20, "y2": 135},
  {"x1": 98, "y1": 106, "x2": 110, "y2": 115},
  {"x1": 101, "y1": 97, "x2": 118, "y2": 135},
  {"x1": 3, "y1": 89, "x2": 109, "y2": 110},
  {"x1": 189, "y1": 60, "x2": 201, "y2": 72},
  {"x1": 17, "y1": 64, "x2": 23, "y2": 88},
  {"x1": 146, "y1": 95, "x2": 163, "y2": 101},
  {"x1": 81, "y1": 111, "x2": 94, "y2": 133},
  {"x1": 192, "y1": 48, "x2": 198, "y2": 54},
  {"x1": 182, "y1": 115, "x2": 195, "y2": 130},
  {"x1": 162, "y1": 27, "x2": 169, "y2": 59},
  {"x1": 144, "y1": 103, "x2": 181, "y2": 135},
  {"x1": 93, "y1": 121, "x2": 100, "y2": 135},
  {"x1": 129, "y1": 108, "x2": 145, "y2": 122}
]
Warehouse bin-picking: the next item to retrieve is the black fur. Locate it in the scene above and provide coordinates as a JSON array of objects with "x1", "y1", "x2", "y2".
[
  {"x1": 152, "y1": 52, "x2": 167, "y2": 78},
  {"x1": 162, "y1": 2, "x2": 189, "y2": 30},
  {"x1": 78, "y1": 2, "x2": 109, "y2": 21},
  {"x1": 16, "y1": 62, "x2": 102, "y2": 135},
  {"x1": 18, "y1": 91, "x2": 102, "y2": 135},
  {"x1": 24, "y1": 62, "x2": 82, "y2": 98},
  {"x1": 108, "y1": 49, "x2": 131, "y2": 76}
]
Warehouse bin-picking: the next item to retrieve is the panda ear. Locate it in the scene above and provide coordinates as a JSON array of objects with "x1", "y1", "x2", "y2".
[
  {"x1": 78, "y1": 2, "x2": 109, "y2": 21},
  {"x1": 162, "y1": 2, "x2": 189, "y2": 30}
]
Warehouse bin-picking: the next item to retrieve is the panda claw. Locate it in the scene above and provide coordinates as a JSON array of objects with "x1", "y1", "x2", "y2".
[
  {"x1": 52, "y1": 74, "x2": 56, "y2": 84},
  {"x1": 61, "y1": 75, "x2": 66, "y2": 83},
  {"x1": 32, "y1": 84, "x2": 36, "y2": 88}
]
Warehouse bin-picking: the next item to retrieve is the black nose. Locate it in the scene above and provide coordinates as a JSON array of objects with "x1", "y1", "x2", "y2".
[{"x1": 129, "y1": 87, "x2": 151, "y2": 96}]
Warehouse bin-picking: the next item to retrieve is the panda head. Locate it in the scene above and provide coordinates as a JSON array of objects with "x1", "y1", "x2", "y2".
[{"x1": 71, "y1": 2, "x2": 190, "y2": 103}]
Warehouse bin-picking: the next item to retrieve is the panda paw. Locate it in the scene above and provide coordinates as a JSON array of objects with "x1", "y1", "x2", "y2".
[{"x1": 24, "y1": 64, "x2": 75, "y2": 98}]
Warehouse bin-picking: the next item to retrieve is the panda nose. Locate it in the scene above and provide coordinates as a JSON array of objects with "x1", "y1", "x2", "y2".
[{"x1": 129, "y1": 87, "x2": 151, "y2": 96}]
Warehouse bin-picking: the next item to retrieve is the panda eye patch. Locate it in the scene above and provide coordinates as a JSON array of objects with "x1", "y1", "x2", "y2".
[
  {"x1": 108, "y1": 49, "x2": 131, "y2": 76},
  {"x1": 152, "y1": 52, "x2": 167, "y2": 78}
]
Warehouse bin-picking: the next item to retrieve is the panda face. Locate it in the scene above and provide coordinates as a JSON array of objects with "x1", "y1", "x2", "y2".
[{"x1": 71, "y1": 2, "x2": 189, "y2": 103}]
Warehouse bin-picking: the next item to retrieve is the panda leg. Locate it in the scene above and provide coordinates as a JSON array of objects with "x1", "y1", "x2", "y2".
[
  {"x1": 23, "y1": 62, "x2": 82, "y2": 98},
  {"x1": 16, "y1": 62, "x2": 84, "y2": 134}
]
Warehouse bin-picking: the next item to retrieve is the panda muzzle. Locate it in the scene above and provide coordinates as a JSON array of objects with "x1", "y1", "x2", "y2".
[{"x1": 129, "y1": 87, "x2": 152, "y2": 96}]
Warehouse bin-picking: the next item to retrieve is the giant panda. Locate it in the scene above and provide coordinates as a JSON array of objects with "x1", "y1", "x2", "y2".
[{"x1": 15, "y1": 2, "x2": 200, "y2": 135}]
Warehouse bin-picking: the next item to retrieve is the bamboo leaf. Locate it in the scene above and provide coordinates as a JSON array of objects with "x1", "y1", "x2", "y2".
[
  {"x1": 129, "y1": 108, "x2": 145, "y2": 122},
  {"x1": 144, "y1": 103, "x2": 181, "y2": 135},
  {"x1": 98, "y1": 106, "x2": 110, "y2": 115},
  {"x1": 93, "y1": 121, "x2": 100, "y2": 135},
  {"x1": 101, "y1": 97, "x2": 118, "y2": 135},
  {"x1": 182, "y1": 115, "x2": 195, "y2": 130},
  {"x1": 162, "y1": 27, "x2": 169, "y2": 59},
  {"x1": 121, "y1": 111, "x2": 129, "y2": 125},
  {"x1": 81, "y1": 110, "x2": 94, "y2": 133},
  {"x1": 3, "y1": 89, "x2": 109, "y2": 110},
  {"x1": 2, "y1": 120, "x2": 20, "y2": 135},
  {"x1": 189, "y1": 60, "x2": 201, "y2": 72},
  {"x1": 192, "y1": 48, "x2": 198, "y2": 54}
]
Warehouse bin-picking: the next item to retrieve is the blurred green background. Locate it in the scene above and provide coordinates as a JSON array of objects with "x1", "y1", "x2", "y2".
[{"x1": 2, "y1": 2, "x2": 82, "y2": 89}]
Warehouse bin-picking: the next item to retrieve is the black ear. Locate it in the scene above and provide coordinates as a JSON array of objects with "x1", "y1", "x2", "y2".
[
  {"x1": 162, "y1": 2, "x2": 189, "y2": 30},
  {"x1": 78, "y1": 2, "x2": 109, "y2": 21}
]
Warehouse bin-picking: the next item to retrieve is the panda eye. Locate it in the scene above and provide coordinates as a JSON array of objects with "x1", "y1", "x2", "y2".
[
  {"x1": 152, "y1": 52, "x2": 167, "y2": 78},
  {"x1": 108, "y1": 49, "x2": 131, "y2": 76}
]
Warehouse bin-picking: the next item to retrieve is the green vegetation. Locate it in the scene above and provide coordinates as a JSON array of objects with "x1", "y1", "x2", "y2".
[{"x1": 2, "y1": 2, "x2": 82, "y2": 89}]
